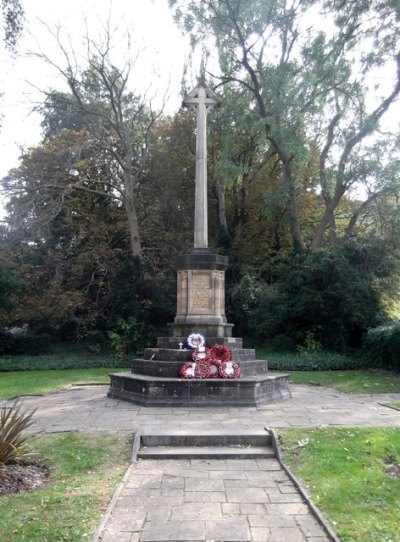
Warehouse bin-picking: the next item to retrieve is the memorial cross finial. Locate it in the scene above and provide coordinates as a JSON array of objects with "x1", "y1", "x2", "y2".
[{"x1": 183, "y1": 80, "x2": 219, "y2": 250}]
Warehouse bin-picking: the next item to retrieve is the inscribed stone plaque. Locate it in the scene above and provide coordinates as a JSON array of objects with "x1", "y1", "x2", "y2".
[{"x1": 191, "y1": 273, "x2": 211, "y2": 309}]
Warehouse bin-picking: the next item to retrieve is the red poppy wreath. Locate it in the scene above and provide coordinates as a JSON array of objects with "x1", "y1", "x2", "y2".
[
  {"x1": 219, "y1": 360, "x2": 241, "y2": 379},
  {"x1": 179, "y1": 362, "x2": 196, "y2": 379},
  {"x1": 210, "y1": 344, "x2": 230, "y2": 362},
  {"x1": 194, "y1": 359, "x2": 211, "y2": 379}
]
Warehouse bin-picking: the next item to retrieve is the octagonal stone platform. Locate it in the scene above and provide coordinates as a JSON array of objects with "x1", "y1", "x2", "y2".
[{"x1": 108, "y1": 336, "x2": 291, "y2": 407}]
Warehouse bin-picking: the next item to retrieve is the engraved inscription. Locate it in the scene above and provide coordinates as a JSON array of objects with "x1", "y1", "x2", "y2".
[{"x1": 191, "y1": 273, "x2": 211, "y2": 309}]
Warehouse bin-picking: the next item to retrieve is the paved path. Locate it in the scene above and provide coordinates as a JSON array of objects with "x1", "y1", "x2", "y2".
[
  {"x1": 100, "y1": 457, "x2": 331, "y2": 542},
  {"x1": 3, "y1": 385, "x2": 399, "y2": 541},
  {"x1": 3, "y1": 384, "x2": 399, "y2": 433}
]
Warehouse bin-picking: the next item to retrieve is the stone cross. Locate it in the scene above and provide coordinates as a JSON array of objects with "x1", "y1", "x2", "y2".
[{"x1": 183, "y1": 80, "x2": 219, "y2": 250}]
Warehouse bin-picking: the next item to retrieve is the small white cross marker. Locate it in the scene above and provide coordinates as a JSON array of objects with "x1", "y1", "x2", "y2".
[{"x1": 178, "y1": 341, "x2": 184, "y2": 350}]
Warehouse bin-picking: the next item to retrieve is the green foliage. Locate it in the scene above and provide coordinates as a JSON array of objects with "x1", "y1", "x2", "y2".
[
  {"x1": 257, "y1": 349, "x2": 366, "y2": 371},
  {"x1": 0, "y1": 347, "x2": 129, "y2": 372},
  {"x1": 5, "y1": 333, "x2": 52, "y2": 356},
  {"x1": 107, "y1": 317, "x2": 148, "y2": 357},
  {"x1": 363, "y1": 320, "x2": 400, "y2": 370},
  {"x1": 0, "y1": 262, "x2": 21, "y2": 318},
  {"x1": 0, "y1": 402, "x2": 35, "y2": 466},
  {"x1": 230, "y1": 240, "x2": 398, "y2": 352}
]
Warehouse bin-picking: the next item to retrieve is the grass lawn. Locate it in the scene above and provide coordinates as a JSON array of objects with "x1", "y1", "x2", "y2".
[
  {"x1": 0, "y1": 368, "x2": 126, "y2": 400},
  {"x1": 287, "y1": 369, "x2": 400, "y2": 393},
  {"x1": 280, "y1": 427, "x2": 400, "y2": 542},
  {"x1": 0, "y1": 432, "x2": 131, "y2": 542}
]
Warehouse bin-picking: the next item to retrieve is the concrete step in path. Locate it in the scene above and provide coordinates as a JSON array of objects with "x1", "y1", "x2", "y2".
[{"x1": 137, "y1": 430, "x2": 275, "y2": 460}]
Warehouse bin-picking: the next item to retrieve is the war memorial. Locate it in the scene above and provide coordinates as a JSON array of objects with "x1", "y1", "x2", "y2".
[{"x1": 108, "y1": 78, "x2": 290, "y2": 407}]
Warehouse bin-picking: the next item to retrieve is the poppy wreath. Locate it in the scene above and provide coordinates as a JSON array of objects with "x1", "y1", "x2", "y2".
[
  {"x1": 186, "y1": 333, "x2": 206, "y2": 350},
  {"x1": 194, "y1": 359, "x2": 211, "y2": 379},
  {"x1": 210, "y1": 344, "x2": 230, "y2": 363},
  {"x1": 208, "y1": 360, "x2": 221, "y2": 378},
  {"x1": 219, "y1": 360, "x2": 241, "y2": 379},
  {"x1": 192, "y1": 347, "x2": 211, "y2": 363},
  {"x1": 179, "y1": 362, "x2": 197, "y2": 379}
]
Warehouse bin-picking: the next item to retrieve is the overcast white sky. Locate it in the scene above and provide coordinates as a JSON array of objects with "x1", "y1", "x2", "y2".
[{"x1": 0, "y1": 0, "x2": 188, "y2": 186}]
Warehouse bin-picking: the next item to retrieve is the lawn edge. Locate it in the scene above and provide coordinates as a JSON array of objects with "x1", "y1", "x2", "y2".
[
  {"x1": 91, "y1": 431, "x2": 140, "y2": 542},
  {"x1": 269, "y1": 427, "x2": 341, "y2": 542}
]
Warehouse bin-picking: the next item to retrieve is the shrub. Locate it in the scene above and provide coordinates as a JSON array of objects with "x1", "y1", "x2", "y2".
[
  {"x1": 0, "y1": 402, "x2": 36, "y2": 466},
  {"x1": 265, "y1": 351, "x2": 367, "y2": 371},
  {"x1": 228, "y1": 240, "x2": 396, "y2": 352},
  {"x1": 8, "y1": 334, "x2": 53, "y2": 355},
  {"x1": 363, "y1": 321, "x2": 400, "y2": 370}
]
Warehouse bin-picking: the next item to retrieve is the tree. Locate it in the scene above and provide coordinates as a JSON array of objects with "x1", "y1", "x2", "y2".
[
  {"x1": 1, "y1": 0, "x2": 23, "y2": 51},
  {"x1": 26, "y1": 21, "x2": 164, "y2": 259},
  {"x1": 170, "y1": 0, "x2": 400, "y2": 251}
]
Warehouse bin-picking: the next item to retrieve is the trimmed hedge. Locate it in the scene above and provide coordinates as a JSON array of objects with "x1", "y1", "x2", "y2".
[
  {"x1": 0, "y1": 352, "x2": 132, "y2": 372},
  {"x1": 260, "y1": 351, "x2": 368, "y2": 371},
  {"x1": 0, "y1": 332, "x2": 53, "y2": 356},
  {"x1": 363, "y1": 322, "x2": 400, "y2": 370}
]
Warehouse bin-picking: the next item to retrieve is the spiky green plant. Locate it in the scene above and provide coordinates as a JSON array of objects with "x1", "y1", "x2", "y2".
[{"x1": 0, "y1": 402, "x2": 36, "y2": 465}]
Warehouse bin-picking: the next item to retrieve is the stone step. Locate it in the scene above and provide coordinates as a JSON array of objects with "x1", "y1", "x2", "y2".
[
  {"x1": 140, "y1": 429, "x2": 272, "y2": 447},
  {"x1": 137, "y1": 430, "x2": 275, "y2": 459},
  {"x1": 138, "y1": 445, "x2": 275, "y2": 459}
]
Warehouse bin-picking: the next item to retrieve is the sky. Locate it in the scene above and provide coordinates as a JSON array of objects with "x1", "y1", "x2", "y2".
[{"x1": 0, "y1": 0, "x2": 189, "y2": 190}]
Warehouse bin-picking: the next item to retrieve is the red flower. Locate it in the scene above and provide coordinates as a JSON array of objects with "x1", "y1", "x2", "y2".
[
  {"x1": 194, "y1": 360, "x2": 211, "y2": 379},
  {"x1": 208, "y1": 361, "x2": 221, "y2": 378},
  {"x1": 179, "y1": 362, "x2": 196, "y2": 379},
  {"x1": 210, "y1": 344, "x2": 230, "y2": 362},
  {"x1": 219, "y1": 361, "x2": 241, "y2": 379},
  {"x1": 192, "y1": 347, "x2": 211, "y2": 363}
]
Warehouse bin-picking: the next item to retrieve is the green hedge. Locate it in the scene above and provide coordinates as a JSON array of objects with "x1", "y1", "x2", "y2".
[
  {"x1": 0, "y1": 352, "x2": 132, "y2": 372},
  {"x1": 363, "y1": 322, "x2": 400, "y2": 370},
  {"x1": 262, "y1": 351, "x2": 368, "y2": 371}
]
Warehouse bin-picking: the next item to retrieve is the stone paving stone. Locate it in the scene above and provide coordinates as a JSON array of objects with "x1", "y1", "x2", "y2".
[
  {"x1": 126, "y1": 475, "x2": 162, "y2": 489},
  {"x1": 205, "y1": 519, "x2": 251, "y2": 541},
  {"x1": 240, "y1": 503, "x2": 266, "y2": 515},
  {"x1": 222, "y1": 502, "x2": 241, "y2": 515},
  {"x1": 105, "y1": 515, "x2": 145, "y2": 532},
  {"x1": 295, "y1": 516, "x2": 329, "y2": 537},
  {"x1": 209, "y1": 469, "x2": 247, "y2": 479},
  {"x1": 250, "y1": 526, "x2": 271, "y2": 541},
  {"x1": 145, "y1": 505, "x2": 172, "y2": 521},
  {"x1": 226, "y1": 459, "x2": 260, "y2": 470},
  {"x1": 267, "y1": 502, "x2": 310, "y2": 515},
  {"x1": 161, "y1": 474, "x2": 185, "y2": 488},
  {"x1": 190, "y1": 459, "x2": 227, "y2": 469},
  {"x1": 223, "y1": 478, "x2": 250, "y2": 488},
  {"x1": 170, "y1": 502, "x2": 223, "y2": 520},
  {"x1": 248, "y1": 514, "x2": 295, "y2": 527},
  {"x1": 185, "y1": 477, "x2": 225, "y2": 492},
  {"x1": 268, "y1": 492, "x2": 305, "y2": 503},
  {"x1": 185, "y1": 491, "x2": 227, "y2": 503},
  {"x1": 269, "y1": 526, "x2": 308, "y2": 541},
  {"x1": 226, "y1": 487, "x2": 267, "y2": 503},
  {"x1": 166, "y1": 468, "x2": 208, "y2": 478},
  {"x1": 160, "y1": 488, "x2": 184, "y2": 499},
  {"x1": 278, "y1": 484, "x2": 301, "y2": 494},
  {"x1": 101, "y1": 530, "x2": 133, "y2": 542},
  {"x1": 140, "y1": 520, "x2": 205, "y2": 541}
]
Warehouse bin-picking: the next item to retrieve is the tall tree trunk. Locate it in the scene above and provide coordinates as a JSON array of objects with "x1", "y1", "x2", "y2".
[{"x1": 124, "y1": 172, "x2": 142, "y2": 259}]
